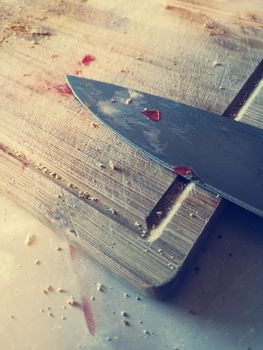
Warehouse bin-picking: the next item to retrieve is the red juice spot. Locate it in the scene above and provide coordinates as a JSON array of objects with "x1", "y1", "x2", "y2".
[
  {"x1": 173, "y1": 166, "x2": 192, "y2": 177},
  {"x1": 54, "y1": 83, "x2": 73, "y2": 96},
  {"x1": 142, "y1": 109, "x2": 161, "y2": 121},
  {"x1": 81, "y1": 296, "x2": 96, "y2": 336},
  {"x1": 81, "y1": 54, "x2": 95, "y2": 66}
]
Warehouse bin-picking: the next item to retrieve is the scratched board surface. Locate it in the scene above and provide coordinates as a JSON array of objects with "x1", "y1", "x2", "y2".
[{"x1": 0, "y1": 0, "x2": 262, "y2": 296}]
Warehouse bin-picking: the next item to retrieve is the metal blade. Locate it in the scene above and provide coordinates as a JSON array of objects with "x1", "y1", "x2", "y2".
[{"x1": 66, "y1": 75, "x2": 263, "y2": 217}]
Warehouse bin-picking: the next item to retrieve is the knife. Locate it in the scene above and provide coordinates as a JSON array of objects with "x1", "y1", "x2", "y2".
[{"x1": 66, "y1": 75, "x2": 263, "y2": 218}]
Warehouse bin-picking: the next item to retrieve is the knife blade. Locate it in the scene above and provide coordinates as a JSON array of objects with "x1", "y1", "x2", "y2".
[{"x1": 66, "y1": 75, "x2": 263, "y2": 217}]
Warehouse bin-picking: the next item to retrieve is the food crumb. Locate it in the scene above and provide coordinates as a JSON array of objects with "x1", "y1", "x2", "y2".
[
  {"x1": 212, "y1": 61, "x2": 221, "y2": 67},
  {"x1": 40, "y1": 309, "x2": 44, "y2": 313},
  {"x1": 10, "y1": 315, "x2": 15, "y2": 319},
  {"x1": 48, "y1": 312, "x2": 54, "y2": 317},
  {"x1": 110, "y1": 98, "x2": 116, "y2": 103},
  {"x1": 96, "y1": 162, "x2": 105, "y2": 169},
  {"x1": 25, "y1": 233, "x2": 35, "y2": 246},
  {"x1": 109, "y1": 160, "x2": 115, "y2": 170},
  {"x1": 61, "y1": 316, "x2": 66, "y2": 320},
  {"x1": 143, "y1": 329, "x2": 150, "y2": 335},
  {"x1": 124, "y1": 293, "x2": 130, "y2": 298},
  {"x1": 34, "y1": 259, "x2": 41, "y2": 265},
  {"x1": 57, "y1": 287, "x2": 65, "y2": 293},
  {"x1": 125, "y1": 98, "x2": 132, "y2": 105},
  {"x1": 96, "y1": 283, "x2": 104, "y2": 292},
  {"x1": 106, "y1": 337, "x2": 112, "y2": 341},
  {"x1": 120, "y1": 311, "x2": 129, "y2": 317},
  {"x1": 136, "y1": 296, "x2": 141, "y2": 301},
  {"x1": 46, "y1": 285, "x2": 54, "y2": 292},
  {"x1": 122, "y1": 319, "x2": 130, "y2": 326},
  {"x1": 67, "y1": 296, "x2": 77, "y2": 306},
  {"x1": 156, "y1": 211, "x2": 163, "y2": 218},
  {"x1": 108, "y1": 208, "x2": 116, "y2": 215},
  {"x1": 90, "y1": 296, "x2": 95, "y2": 301},
  {"x1": 56, "y1": 246, "x2": 63, "y2": 251}
]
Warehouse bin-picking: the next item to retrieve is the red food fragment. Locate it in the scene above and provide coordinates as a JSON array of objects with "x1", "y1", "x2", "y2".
[
  {"x1": 81, "y1": 54, "x2": 95, "y2": 65},
  {"x1": 142, "y1": 109, "x2": 161, "y2": 121},
  {"x1": 165, "y1": 4, "x2": 175, "y2": 10},
  {"x1": 173, "y1": 166, "x2": 192, "y2": 177},
  {"x1": 81, "y1": 296, "x2": 96, "y2": 336},
  {"x1": 54, "y1": 84, "x2": 73, "y2": 96}
]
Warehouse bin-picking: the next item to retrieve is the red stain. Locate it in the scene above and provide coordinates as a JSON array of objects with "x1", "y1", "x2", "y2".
[
  {"x1": 54, "y1": 83, "x2": 73, "y2": 96},
  {"x1": 143, "y1": 109, "x2": 161, "y2": 121},
  {"x1": 81, "y1": 54, "x2": 95, "y2": 66},
  {"x1": 0, "y1": 143, "x2": 8, "y2": 153},
  {"x1": 81, "y1": 296, "x2": 96, "y2": 336},
  {"x1": 173, "y1": 166, "x2": 192, "y2": 177}
]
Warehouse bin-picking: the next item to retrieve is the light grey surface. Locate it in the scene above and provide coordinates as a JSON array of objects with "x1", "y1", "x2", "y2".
[{"x1": 0, "y1": 194, "x2": 262, "y2": 350}]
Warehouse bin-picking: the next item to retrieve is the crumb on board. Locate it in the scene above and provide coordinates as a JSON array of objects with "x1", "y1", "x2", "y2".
[
  {"x1": 124, "y1": 293, "x2": 130, "y2": 298},
  {"x1": 57, "y1": 287, "x2": 66, "y2": 293},
  {"x1": 48, "y1": 312, "x2": 54, "y2": 317},
  {"x1": 90, "y1": 296, "x2": 95, "y2": 301},
  {"x1": 55, "y1": 246, "x2": 63, "y2": 251},
  {"x1": 25, "y1": 233, "x2": 35, "y2": 246},
  {"x1": 40, "y1": 309, "x2": 44, "y2": 313},
  {"x1": 143, "y1": 329, "x2": 150, "y2": 335},
  {"x1": 34, "y1": 259, "x2": 41, "y2": 265},
  {"x1": 108, "y1": 208, "x2": 116, "y2": 215},
  {"x1": 125, "y1": 98, "x2": 132, "y2": 105},
  {"x1": 96, "y1": 162, "x2": 105, "y2": 169},
  {"x1": 10, "y1": 315, "x2": 15, "y2": 319},
  {"x1": 110, "y1": 98, "x2": 116, "y2": 103},
  {"x1": 109, "y1": 160, "x2": 115, "y2": 170},
  {"x1": 61, "y1": 316, "x2": 66, "y2": 320}
]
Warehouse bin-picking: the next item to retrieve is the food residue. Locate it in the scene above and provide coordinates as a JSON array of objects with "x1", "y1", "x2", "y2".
[
  {"x1": 67, "y1": 296, "x2": 77, "y2": 306},
  {"x1": 54, "y1": 83, "x2": 73, "y2": 96},
  {"x1": 81, "y1": 54, "x2": 95, "y2": 65},
  {"x1": 25, "y1": 233, "x2": 35, "y2": 246},
  {"x1": 34, "y1": 259, "x2": 41, "y2": 265},
  {"x1": 122, "y1": 319, "x2": 130, "y2": 326},
  {"x1": 173, "y1": 166, "x2": 192, "y2": 177},
  {"x1": 96, "y1": 283, "x2": 104, "y2": 292},
  {"x1": 125, "y1": 98, "x2": 132, "y2": 105},
  {"x1": 142, "y1": 108, "x2": 161, "y2": 121},
  {"x1": 109, "y1": 160, "x2": 115, "y2": 170}
]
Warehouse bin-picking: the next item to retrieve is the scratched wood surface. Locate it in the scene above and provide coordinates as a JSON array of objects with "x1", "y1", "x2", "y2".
[{"x1": 0, "y1": 0, "x2": 262, "y2": 297}]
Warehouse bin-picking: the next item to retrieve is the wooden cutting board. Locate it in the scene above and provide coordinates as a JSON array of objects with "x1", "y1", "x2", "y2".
[{"x1": 0, "y1": 0, "x2": 262, "y2": 297}]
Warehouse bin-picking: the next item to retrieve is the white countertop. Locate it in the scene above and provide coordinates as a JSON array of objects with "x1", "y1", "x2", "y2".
[{"x1": 0, "y1": 193, "x2": 263, "y2": 350}]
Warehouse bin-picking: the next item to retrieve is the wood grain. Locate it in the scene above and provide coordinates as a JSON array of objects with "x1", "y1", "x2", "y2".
[{"x1": 0, "y1": 0, "x2": 262, "y2": 297}]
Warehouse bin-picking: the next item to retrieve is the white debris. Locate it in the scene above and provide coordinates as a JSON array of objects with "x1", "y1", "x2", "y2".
[{"x1": 25, "y1": 233, "x2": 35, "y2": 246}]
